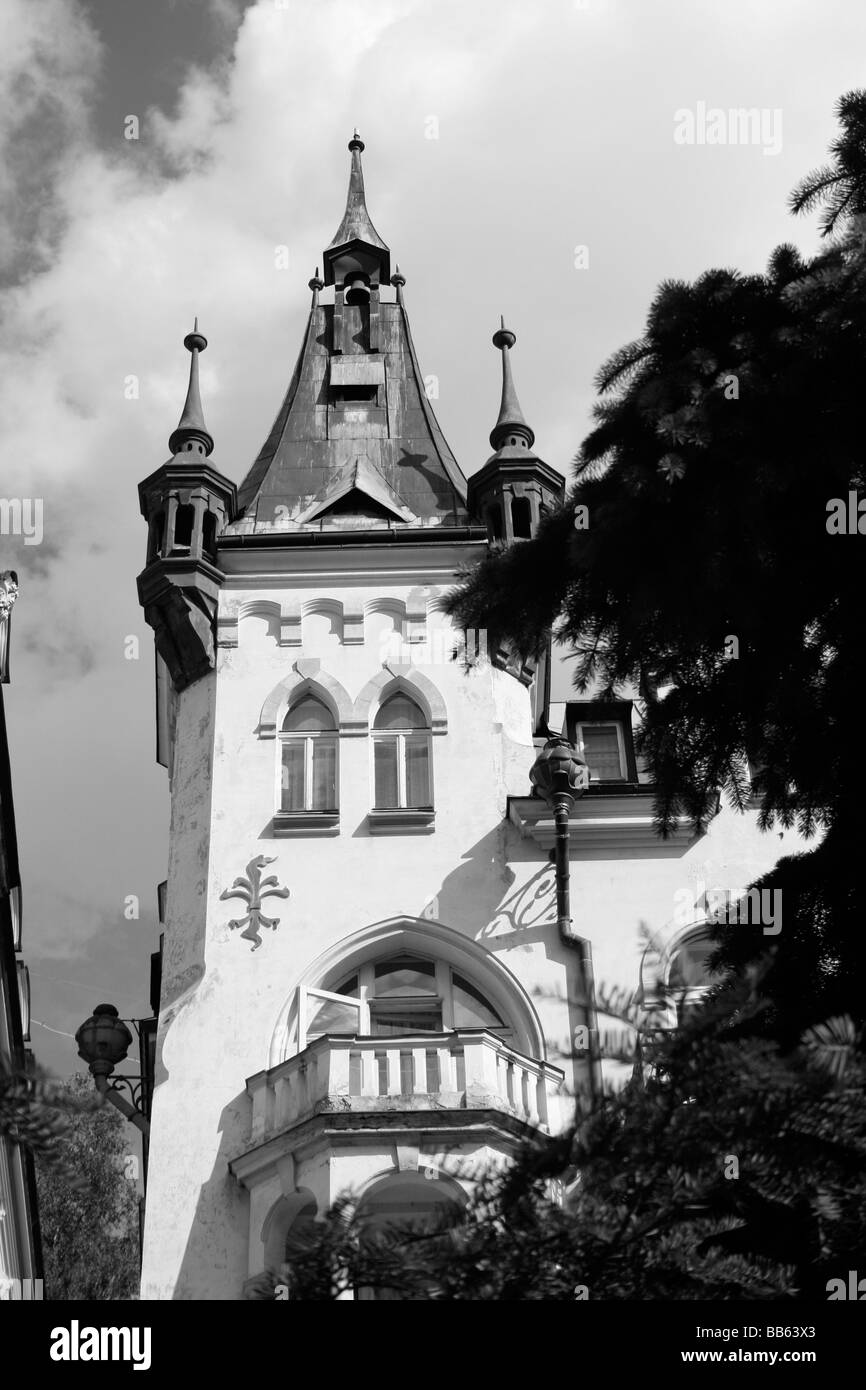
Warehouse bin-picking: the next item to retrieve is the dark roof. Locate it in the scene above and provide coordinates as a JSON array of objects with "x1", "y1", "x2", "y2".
[{"x1": 230, "y1": 297, "x2": 472, "y2": 534}]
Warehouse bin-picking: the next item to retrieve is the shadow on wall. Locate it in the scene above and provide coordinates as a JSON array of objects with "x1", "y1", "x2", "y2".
[{"x1": 155, "y1": 1089, "x2": 252, "y2": 1301}]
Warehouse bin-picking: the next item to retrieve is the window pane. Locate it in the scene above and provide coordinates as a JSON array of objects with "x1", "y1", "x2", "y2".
[
  {"x1": 668, "y1": 937, "x2": 716, "y2": 990},
  {"x1": 311, "y1": 737, "x2": 337, "y2": 809},
  {"x1": 373, "y1": 737, "x2": 399, "y2": 808},
  {"x1": 371, "y1": 1008, "x2": 442, "y2": 1035},
  {"x1": 374, "y1": 958, "x2": 436, "y2": 996},
  {"x1": 374, "y1": 693, "x2": 427, "y2": 730},
  {"x1": 580, "y1": 723, "x2": 624, "y2": 780},
  {"x1": 307, "y1": 998, "x2": 360, "y2": 1038},
  {"x1": 405, "y1": 734, "x2": 431, "y2": 807},
  {"x1": 452, "y1": 973, "x2": 504, "y2": 1028},
  {"x1": 283, "y1": 695, "x2": 336, "y2": 733},
  {"x1": 280, "y1": 740, "x2": 306, "y2": 811}
]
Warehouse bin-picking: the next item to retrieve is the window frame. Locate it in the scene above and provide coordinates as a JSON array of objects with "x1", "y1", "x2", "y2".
[
  {"x1": 565, "y1": 700, "x2": 639, "y2": 785},
  {"x1": 298, "y1": 954, "x2": 511, "y2": 1051},
  {"x1": 369, "y1": 693, "x2": 434, "y2": 826},
  {"x1": 275, "y1": 693, "x2": 340, "y2": 835}
]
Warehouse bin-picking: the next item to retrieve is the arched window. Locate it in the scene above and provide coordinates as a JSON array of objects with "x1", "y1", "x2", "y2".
[
  {"x1": 667, "y1": 931, "x2": 718, "y2": 1023},
  {"x1": 372, "y1": 693, "x2": 431, "y2": 811},
  {"x1": 511, "y1": 496, "x2": 532, "y2": 539},
  {"x1": 355, "y1": 1172, "x2": 464, "y2": 1301},
  {"x1": 280, "y1": 695, "x2": 338, "y2": 814},
  {"x1": 302, "y1": 951, "x2": 507, "y2": 1048},
  {"x1": 173, "y1": 503, "x2": 195, "y2": 551}
]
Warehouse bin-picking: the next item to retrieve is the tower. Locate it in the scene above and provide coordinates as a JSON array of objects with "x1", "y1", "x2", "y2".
[
  {"x1": 137, "y1": 136, "x2": 595, "y2": 1300},
  {"x1": 137, "y1": 324, "x2": 237, "y2": 692},
  {"x1": 468, "y1": 319, "x2": 564, "y2": 545}
]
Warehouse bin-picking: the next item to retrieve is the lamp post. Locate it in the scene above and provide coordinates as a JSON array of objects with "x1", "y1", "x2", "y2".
[
  {"x1": 529, "y1": 735, "x2": 600, "y2": 1099},
  {"x1": 529, "y1": 735, "x2": 589, "y2": 946},
  {"x1": 74, "y1": 1004, "x2": 151, "y2": 1143}
]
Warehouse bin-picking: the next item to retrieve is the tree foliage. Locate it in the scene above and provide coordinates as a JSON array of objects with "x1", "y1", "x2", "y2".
[
  {"x1": 247, "y1": 978, "x2": 866, "y2": 1301},
  {"x1": 35, "y1": 1074, "x2": 140, "y2": 1301},
  {"x1": 445, "y1": 92, "x2": 866, "y2": 1034}
]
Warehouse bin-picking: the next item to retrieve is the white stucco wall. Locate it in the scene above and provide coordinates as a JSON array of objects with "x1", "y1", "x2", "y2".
[{"x1": 141, "y1": 569, "x2": 808, "y2": 1300}]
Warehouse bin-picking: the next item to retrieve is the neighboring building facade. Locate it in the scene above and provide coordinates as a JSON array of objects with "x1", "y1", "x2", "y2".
[
  {"x1": 136, "y1": 138, "x2": 805, "y2": 1300},
  {"x1": 0, "y1": 572, "x2": 42, "y2": 1298}
]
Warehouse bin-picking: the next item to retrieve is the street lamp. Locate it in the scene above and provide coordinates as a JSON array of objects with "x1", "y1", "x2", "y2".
[
  {"x1": 529, "y1": 735, "x2": 601, "y2": 1099},
  {"x1": 75, "y1": 1004, "x2": 151, "y2": 1140}
]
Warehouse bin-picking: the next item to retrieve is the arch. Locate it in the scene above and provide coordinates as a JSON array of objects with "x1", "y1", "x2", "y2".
[
  {"x1": 357, "y1": 1166, "x2": 468, "y2": 1213},
  {"x1": 639, "y1": 921, "x2": 719, "y2": 1026},
  {"x1": 239, "y1": 599, "x2": 281, "y2": 647},
  {"x1": 353, "y1": 666, "x2": 447, "y2": 735},
  {"x1": 302, "y1": 597, "x2": 344, "y2": 622},
  {"x1": 261, "y1": 1188, "x2": 318, "y2": 1271},
  {"x1": 240, "y1": 599, "x2": 282, "y2": 623},
  {"x1": 258, "y1": 660, "x2": 354, "y2": 739},
  {"x1": 268, "y1": 915, "x2": 547, "y2": 1066},
  {"x1": 364, "y1": 597, "x2": 407, "y2": 622},
  {"x1": 302, "y1": 598, "x2": 344, "y2": 651}
]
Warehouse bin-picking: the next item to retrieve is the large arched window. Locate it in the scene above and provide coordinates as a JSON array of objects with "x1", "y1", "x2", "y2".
[
  {"x1": 300, "y1": 950, "x2": 508, "y2": 1050},
  {"x1": 280, "y1": 694, "x2": 338, "y2": 814},
  {"x1": 372, "y1": 693, "x2": 431, "y2": 811}
]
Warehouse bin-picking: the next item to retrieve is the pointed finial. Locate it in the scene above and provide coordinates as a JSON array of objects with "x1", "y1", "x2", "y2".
[
  {"x1": 390, "y1": 263, "x2": 406, "y2": 303},
  {"x1": 309, "y1": 266, "x2": 324, "y2": 304},
  {"x1": 490, "y1": 318, "x2": 534, "y2": 452},
  {"x1": 324, "y1": 132, "x2": 390, "y2": 285},
  {"x1": 169, "y1": 321, "x2": 214, "y2": 457}
]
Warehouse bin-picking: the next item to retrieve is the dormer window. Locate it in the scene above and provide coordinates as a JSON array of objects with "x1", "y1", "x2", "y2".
[
  {"x1": 329, "y1": 357, "x2": 384, "y2": 410},
  {"x1": 332, "y1": 384, "x2": 377, "y2": 405},
  {"x1": 566, "y1": 701, "x2": 639, "y2": 785}
]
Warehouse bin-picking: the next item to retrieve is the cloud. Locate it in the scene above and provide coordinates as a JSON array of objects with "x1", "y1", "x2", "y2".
[
  {"x1": 0, "y1": 0, "x2": 860, "y2": 1080},
  {"x1": 0, "y1": 0, "x2": 102, "y2": 284}
]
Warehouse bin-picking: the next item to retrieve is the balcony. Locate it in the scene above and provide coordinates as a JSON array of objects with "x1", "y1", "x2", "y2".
[{"x1": 245, "y1": 1030, "x2": 566, "y2": 1144}]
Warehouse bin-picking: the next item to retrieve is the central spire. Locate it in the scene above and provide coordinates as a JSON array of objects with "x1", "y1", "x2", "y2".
[
  {"x1": 490, "y1": 318, "x2": 535, "y2": 452},
  {"x1": 323, "y1": 130, "x2": 391, "y2": 287}
]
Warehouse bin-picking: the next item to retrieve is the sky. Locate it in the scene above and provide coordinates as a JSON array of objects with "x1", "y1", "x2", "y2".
[{"x1": 0, "y1": 0, "x2": 863, "y2": 1080}]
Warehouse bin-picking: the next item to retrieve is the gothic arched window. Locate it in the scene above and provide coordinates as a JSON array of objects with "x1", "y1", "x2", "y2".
[
  {"x1": 301, "y1": 951, "x2": 508, "y2": 1050},
  {"x1": 280, "y1": 694, "x2": 338, "y2": 814},
  {"x1": 372, "y1": 693, "x2": 431, "y2": 811}
]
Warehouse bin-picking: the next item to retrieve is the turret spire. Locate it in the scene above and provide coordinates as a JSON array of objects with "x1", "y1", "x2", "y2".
[
  {"x1": 490, "y1": 318, "x2": 535, "y2": 452},
  {"x1": 169, "y1": 319, "x2": 214, "y2": 457},
  {"x1": 323, "y1": 131, "x2": 391, "y2": 287}
]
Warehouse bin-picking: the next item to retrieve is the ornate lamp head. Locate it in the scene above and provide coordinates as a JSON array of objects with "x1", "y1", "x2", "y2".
[
  {"x1": 75, "y1": 1004, "x2": 133, "y2": 1080},
  {"x1": 529, "y1": 735, "x2": 589, "y2": 804}
]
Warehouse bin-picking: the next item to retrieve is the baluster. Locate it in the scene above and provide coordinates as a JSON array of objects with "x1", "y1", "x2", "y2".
[
  {"x1": 361, "y1": 1045, "x2": 379, "y2": 1098},
  {"x1": 385, "y1": 1047, "x2": 401, "y2": 1097},
  {"x1": 412, "y1": 1046, "x2": 428, "y2": 1095}
]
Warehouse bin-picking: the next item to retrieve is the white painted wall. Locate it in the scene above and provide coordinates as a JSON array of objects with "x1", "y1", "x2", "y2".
[{"x1": 141, "y1": 571, "x2": 808, "y2": 1299}]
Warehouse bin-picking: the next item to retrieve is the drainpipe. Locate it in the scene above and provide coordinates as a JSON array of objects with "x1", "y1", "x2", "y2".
[{"x1": 529, "y1": 737, "x2": 602, "y2": 1100}]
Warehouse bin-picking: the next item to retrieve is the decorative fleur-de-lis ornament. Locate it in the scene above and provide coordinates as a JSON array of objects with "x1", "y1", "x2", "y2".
[{"x1": 220, "y1": 855, "x2": 290, "y2": 951}]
